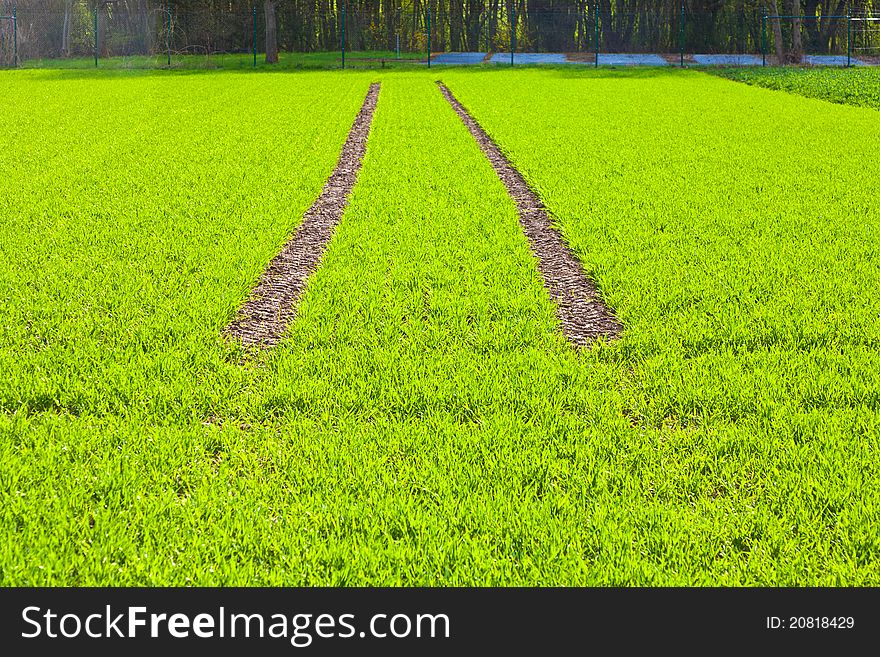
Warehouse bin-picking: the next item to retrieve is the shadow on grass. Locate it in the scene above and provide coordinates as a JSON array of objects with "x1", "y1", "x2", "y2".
[
  {"x1": 438, "y1": 65, "x2": 696, "y2": 80},
  {"x1": 10, "y1": 60, "x2": 693, "y2": 83}
]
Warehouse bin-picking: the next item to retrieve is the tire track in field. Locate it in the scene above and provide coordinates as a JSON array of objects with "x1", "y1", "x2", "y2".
[
  {"x1": 436, "y1": 81, "x2": 621, "y2": 347},
  {"x1": 225, "y1": 83, "x2": 380, "y2": 347}
]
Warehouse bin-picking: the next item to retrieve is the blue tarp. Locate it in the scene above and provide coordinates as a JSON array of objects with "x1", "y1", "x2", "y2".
[
  {"x1": 431, "y1": 52, "x2": 486, "y2": 65},
  {"x1": 596, "y1": 53, "x2": 669, "y2": 66},
  {"x1": 803, "y1": 55, "x2": 862, "y2": 66},
  {"x1": 425, "y1": 51, "x2": 873, "y2": 68},
  {"x1": 489, "y1": 53, "x2": 569, "y2": 64},
  {"x1": 693, "y1": 54, "x2": 764, "y2": 66}
]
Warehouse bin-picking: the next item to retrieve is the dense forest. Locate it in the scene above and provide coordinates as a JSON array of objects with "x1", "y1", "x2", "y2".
[{"x1": 2, "y1": 0, "x2": 879, "y2": 63}]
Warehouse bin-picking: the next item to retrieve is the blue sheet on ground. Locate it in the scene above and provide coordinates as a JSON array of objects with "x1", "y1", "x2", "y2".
[
  {"x1": 803, "y1": 55, "x2": 862, "y2": 66},
  {"x1": 428, "y1": 51, "x2": 873, "y2": 67},
  {"x1": 431, "y1": 52, "x2": 486, "y2": 65},
  {"x1": 596, "y1": 53, "x2": 668, "y2": 66},
  {"x1": 693, "y1": 54, "x2": 763, "y2": 66},
  {"x1": 489, "y1": 53, "x2": 569, "y2": 64}
]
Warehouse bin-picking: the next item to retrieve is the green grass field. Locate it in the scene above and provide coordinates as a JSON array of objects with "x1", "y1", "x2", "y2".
[
  {"x1": 715, "y1": 66, "x2": 880, "y2": 109},
  {"x1": 1, "y1": 66, "x2": 878, "y2": 585}
]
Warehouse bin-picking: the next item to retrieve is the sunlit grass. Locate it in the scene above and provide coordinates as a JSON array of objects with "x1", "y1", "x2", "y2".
[{"x1": 0, "y1": 67, "x2": 877, "y2": 585}]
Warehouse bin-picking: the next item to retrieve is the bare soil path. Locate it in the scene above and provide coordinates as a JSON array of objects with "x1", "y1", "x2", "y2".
[
  {"x1": 225, "y1": 83, "x2": 381, "y2": 347},
  {"x1": 437, "y1": 81, "x2": 621, "y2": 346}
]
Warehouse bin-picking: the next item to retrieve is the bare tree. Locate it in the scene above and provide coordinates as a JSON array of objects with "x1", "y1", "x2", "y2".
[
  {"x1": 787, "y1": 0, "x2": 803, "y2": 62},
  {"x1": 265, "y1": 0, "x2": 278, "y2": 63},
  {"x1": 61, "y1": 0, "x2": 74, "y2": 57},
  {"x1": 769, "y1": 0, "x2": 785, "y2": 63}
]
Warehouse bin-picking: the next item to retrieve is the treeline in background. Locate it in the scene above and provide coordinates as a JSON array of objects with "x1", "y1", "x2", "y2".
[{"x1": 2, "y1": 1, "x2": 880, "y2": 65}]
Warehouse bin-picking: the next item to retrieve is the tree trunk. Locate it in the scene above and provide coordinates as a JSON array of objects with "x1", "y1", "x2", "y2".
[
  {"x1": 599, "y1": 0, "x2": 614, "y2": 50},
  {"x1": 384, "y1": 0, "x2": 395, "y2": 51},
  {"x1": 819, "y1": 0, "x2": 847, "y2": 54},
  {"x1": 449, "y1": 0, "x2": 462, "y2": 51},
  {"x1": 265, "y1": 0, "x2": 278, "y2": 64},
  {"x1": 787, "y1": 0, "x2": 803, "y2": 62},
  {"x1": 142, "y1": 0, "x2": 152, "y2": 56},
  {"x1": 770, "y1": 0, "x2": 785, "y2": 64},
  {"x1": 62, "y1": 0, "x2": 72, "y2": 57},
  {"x1": 98, "y1": 6, "x2": 109, "y2": 58},
  {"x1": 488, "y1": 0, "x2": 500, "y2": 50},
  {"x1": 465, "y1": 0, "x2": 482, "y2": 51}
]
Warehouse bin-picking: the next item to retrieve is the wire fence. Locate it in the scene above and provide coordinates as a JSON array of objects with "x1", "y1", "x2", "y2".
[
  {"x1": 0, "y1": 6, "x2": 17, "y2": 67},
  {"x1": 2, "y1": 2, "x2": 880, "y2": 69}
]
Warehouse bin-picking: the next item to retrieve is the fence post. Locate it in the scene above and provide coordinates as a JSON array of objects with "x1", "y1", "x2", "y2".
[
  {"x1": 94, "y1": 5, "x2": 98, "y2": 68},
  {"x1": 341, "y1": 5, "x2": 346, "y2": 69},
  {"x1": 166, "y1": 4, "x2": 171, "y2": 67},
  {"x1": 761, "y1": 13, "x2": 766, "y2": 67},
  {"x1": 252, "y1": 5, "x2": 257, "y2": 68},
  {"x1": 679, "y1": 3, "x2": 685, "y2": 67},
  {"x1": 511, "y1": 5, "x2": 515, "y2": 66},
  {"x1": 847, "y1": 15, "x2": 851, "y2": 67},
  {"x1": 594, "y1": 4, "x2": 599, "y2": 67},
  {"x1": 12, "y1": 4, "x2": 16, "y2": 67},
  {"x1": 427, "y1": 9, "x2": 431, "y2": 68}
]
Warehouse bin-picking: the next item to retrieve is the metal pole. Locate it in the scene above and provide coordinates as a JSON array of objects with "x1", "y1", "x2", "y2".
[
  {"x1": 427, "y1": 8, "x2": 431, "y2": 68},
  {"x1": 252, "y1": 5, "x2": 257, "y2": 68},
  {"x1": 847, "y1": 14, "x2": 851, "y2": 67},
  {"x1": 166, "y1": 5, "x2": 171, "y2": 67},
  {"x1": 594, "y1": 4, "x2": 599, "y2": 67},
  {"x1": 511, "y1": 5, "x2": 515, "y2": 66},
  {"x1": 12, "y1": 5, "x2": 17, "y2": 67},
  {"x1": 762, "y1": 14, "x2": 766, "y2": 67},
  {"x1": 680, "y1": 3, "x2": 685, "y2": 67},
  {"x1": 341, "y1": 5, "x2": 346, "y2": 69},
  {"x1": 94, "y1": 4, "x2": 99, "y2": 68}
]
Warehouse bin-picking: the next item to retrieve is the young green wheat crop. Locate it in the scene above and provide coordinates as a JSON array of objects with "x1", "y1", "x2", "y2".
[{"x1": 1, "y1": 67, "x2": 878, "y2": 585}]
